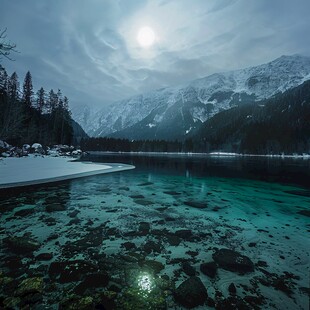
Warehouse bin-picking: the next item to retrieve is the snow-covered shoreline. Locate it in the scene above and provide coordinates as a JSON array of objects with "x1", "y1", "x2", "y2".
[{"x1": 0, "y1": 155, "x2": 135, "y2": 189}]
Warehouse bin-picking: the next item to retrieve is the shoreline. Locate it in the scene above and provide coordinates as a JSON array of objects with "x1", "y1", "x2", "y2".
[
  {"x1": 87, "y1": 150, "x2": 310, "y2": 159},
  {"x1": 0, "y1": 155, "x2": 135, "y2": 189}
]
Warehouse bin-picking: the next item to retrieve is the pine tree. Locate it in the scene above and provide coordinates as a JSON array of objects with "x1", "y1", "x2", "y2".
[
  {"x1": 22, "y1": 71, "x2": 33, "y2": 107},
  {"x1": 36, "y1": 87, "x2": 45, "y2": 114},
  {"x1": 1, "y1": 72, "x2": 24, "y2": 140},
  {"x1": 8, "y1": 72, "x2": 19, "y2": 100},
  {"x1": 61, "y1": 96, "x2": 72, "y2": 144},
  {"x1": 0, "y1": 66, "x2": 8, "y2": 132},
  {"x1": 47, "y1": 89, "x2": 57, "y2": 113},
  {"x1": 63, "y1": 96, "x2": 70, "y2": 114},
  {"x1": 0, "y1": 65, "x2": 8, "y2": 93},
  {"x1": 56, "y1": 89, "x2": 63, "y2": 109}
]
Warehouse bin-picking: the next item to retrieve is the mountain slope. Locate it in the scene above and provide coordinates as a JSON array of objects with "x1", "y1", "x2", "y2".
[
  {"x1": 75, "y1": 55, "x2": 310, "y2": 140},
  {"x1": 71, "y1": 119, "x2": 89, "y2": 145},
  {"x1": 191, "y1": 80, "x2": 310, "y2": 154}
]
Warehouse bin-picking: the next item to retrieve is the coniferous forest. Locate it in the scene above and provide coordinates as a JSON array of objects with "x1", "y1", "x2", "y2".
[
  {"x1": 0, "y1": 65, "x2": 79, "y2": 146},
  {"x1": 80, "y1": 137, "x2": 186, "y2": 153},
  {"x1": 2, "y1": 61, "x2": 309, "y2": 154}
]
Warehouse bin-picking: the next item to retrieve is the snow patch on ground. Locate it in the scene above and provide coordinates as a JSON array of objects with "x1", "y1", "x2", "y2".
[{"x1": 0, "y1": 155, "x2": 134, "y2": 188}]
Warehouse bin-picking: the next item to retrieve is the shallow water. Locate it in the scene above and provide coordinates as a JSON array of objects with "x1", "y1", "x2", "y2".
[{"x1": 0, "y1": 154, "x2": 309, "y2": 309}]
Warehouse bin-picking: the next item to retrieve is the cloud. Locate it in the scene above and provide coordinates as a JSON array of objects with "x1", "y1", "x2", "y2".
[{"x1": 1, "y1": 0, "x2": 309, "y2": 111}]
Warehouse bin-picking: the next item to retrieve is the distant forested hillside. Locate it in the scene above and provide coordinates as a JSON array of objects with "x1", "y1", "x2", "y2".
[
  {"x1": 192, "y1": 80, "x2": 310, "y2": 154},
  {"x1": 80, "y1": 81, "x2": 310, "y2": 155},
  {"x1": 0, "y1": 66, "x2": 87, "y2": 146}
]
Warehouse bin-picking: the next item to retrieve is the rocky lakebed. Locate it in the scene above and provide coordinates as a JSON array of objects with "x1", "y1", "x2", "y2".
[{"x1": 0, "y1": 166, "x2": 309, "y2": 309}]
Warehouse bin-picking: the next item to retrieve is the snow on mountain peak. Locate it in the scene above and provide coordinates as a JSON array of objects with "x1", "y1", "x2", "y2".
[{"x1": 73, "y1": 55, "x2": 310, "y2": 138}]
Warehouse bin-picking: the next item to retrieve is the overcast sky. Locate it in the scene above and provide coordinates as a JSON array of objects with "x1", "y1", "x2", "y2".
[{"x1": 1, "y1": 0, "x2": 309, "y2": 111}]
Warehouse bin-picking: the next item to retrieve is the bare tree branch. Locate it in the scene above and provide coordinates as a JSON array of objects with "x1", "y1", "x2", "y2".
[{"x1": 0, "y1": 28, "x2": 19, "y2": 61}]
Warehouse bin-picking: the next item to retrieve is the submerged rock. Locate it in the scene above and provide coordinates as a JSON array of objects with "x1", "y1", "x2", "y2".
[
  {"x1": 121, "y1": 242, "x2": 136, "y2": 251},
  {"x1": 297, "y1": 210, "x2": 310, "y2": 217},
  {"x1": 117, "y1": 286, "x2": 166, "y2": 310},
  {"x1": 2, "y1": 297, "x2": 21, "y2": 309},
  {"x1": 12, "y1": 277, "x2": 45, "y2": 307},
  {"x1": 200, "y1": 262, "x2": 217, "y2": 278},
  {"x1": 49, "y1": 260, "x2": 98, "y2": 283},
  {"x1": 134, "y1": 199, "x2": 154, "y2": 206},
  {"x1": 212, "y1": 249, "x2": 254, "y2": 274},
  {"x1": 119, "y1": 186, "x2": 130, "y2": 191},
  {"x1": 174, "y1": 276, "x2": 208, "y2": 308},
  {"x1": 228, "y1": 283, "x2": 237, "y2": 295},
  {"x1": 163, "y1": 191, "x2": 181, "y2": 196},
  {"x1": 143, "y1": 240, "x2": 162, "y2": 254},
  {"x1": 100, "y1": 187, "x2": 112, "y2": 193},
  {"x1": 16, "y1": 277, "x2": 43, "y2": 296},
  {"x1": 68, "y1": 210, "x2": 80, "y2": 217},
  {"x1": 95, "y1": 291, "x2": 117, "y2": 309},
  {"x1": 139, "y1": 221, "x2": 151, "y2": 232},
  {"x1": 35, "y1": 253, "x2": 53, "y2": 261},
  {"x1": 215, "y1": 296, "x2": 251, "y2": 310},
  {"x1": 74, "y1": 273, "x2": 110, "y2": 295},
  {"x1": 138, "y1": 182, "x2": 153, "y2": 186},
  {"x1": 130, "y1": 194, "x2": 145, "y2": 199},
  {"x1": 4, "y1": 256, "x2": 23, "y2": 270},
  {"x1": 59, "y1": 295, "x2": 94, "y2": 310},
  {"x1": 138, "y1": 260, "x2": 165, "y2": 274},
  {"x1": 166, "y1": 234, "x2": 181, "y2": 246},
  {"x1": 284, "y1": 190, "x2": 310, "y2": 197},
  {"x1": 14, "y1": 208, "x2": 35, "y2": 217},
  {"x1": 184, "y1": 201, "x2": 207, "y2": 209},
  {"x1": 174, "y1": 229, "x2": 193, "y2": 240},
  {"x1": 4, "y1": 236, "x2": 41, "y2": 254},
  {"x1": 45, "y1": 203, "x2": 66, "y2": 212},
  {"x1": 182, "y1": 262, "x2": 196, "y2": 276}
]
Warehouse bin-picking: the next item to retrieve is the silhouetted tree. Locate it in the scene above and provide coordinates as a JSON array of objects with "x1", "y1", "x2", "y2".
[
  {"x1": 0, "y1": 66, "x2": 75, "y2": 146},
  {"x1": 8, "y1": 72, "x2": 19, "y2": 100},
  {"x1": 36, "y1": 87, "x2": 45, "y2": 114},
  {"x1": 1, "y1": 72, "x2": 25, "y2": 141},
  {"x1": 0, "y1": 65, "x2": 8, "y2": 93},
  {"x1": 22, "y1": 71, "x2": 33, "y2": 107},
  {"x1": 47, "y1": 89, "x2": 57, "y2": 113}
]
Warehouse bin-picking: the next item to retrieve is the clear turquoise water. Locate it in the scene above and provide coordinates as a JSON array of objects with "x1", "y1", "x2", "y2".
[{"x1": 0, "y1": 154, "x2": 309, "y2": 309}]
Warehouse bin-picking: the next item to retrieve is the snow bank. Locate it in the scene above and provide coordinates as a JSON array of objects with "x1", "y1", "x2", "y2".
[{"x1": 0, "y1": 155, "x2": 134, "y2": 189}]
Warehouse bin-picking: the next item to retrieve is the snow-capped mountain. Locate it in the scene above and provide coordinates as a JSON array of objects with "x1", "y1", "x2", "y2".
[
  {"x1": 74, "y1": 55, "x2": 310, "y2": 140},
  {"x1": 71, "y1": 105, "x2": 98, "y2": 135}
]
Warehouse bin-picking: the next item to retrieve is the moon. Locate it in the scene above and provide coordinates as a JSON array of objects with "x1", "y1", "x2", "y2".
[{"x1": 137, "y1": 26, "x2": 155, "y2": 48}]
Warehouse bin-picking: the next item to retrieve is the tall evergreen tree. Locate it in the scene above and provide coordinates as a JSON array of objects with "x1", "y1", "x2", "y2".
[
  {"x1": 36, "y1": 87, "x2": 45, "y2": 114},
  {"x1": 22, "y1": 71, "x2": 33, "y2": 107},
  {"x1": 56, "y1": 89, "x2": 63, "y2": 108},
  {"x1": 8, "y1": 72, "x2": 19, "y2": 100},
  {"x1": 0, "y1": 66, "x2": 8, "y2": 132},
  {"x1": 0, "y1": 65, "x2": 76, "y2": 146},
  {"x1": 0, "y1": 65, "x2": 8, "y2": 93},
  {"x1": 1, "y1": 72, "x2": 24, "y2": 141},
  {"x1": 47, "y1": 89, "x2": 57, "y2": 113},
  {"x1": 63, "y1": 96, "x2": 70, "y2": 114}
]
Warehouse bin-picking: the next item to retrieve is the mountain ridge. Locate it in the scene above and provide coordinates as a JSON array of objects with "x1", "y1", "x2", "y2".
[
  {"x1": 191, "y1": 79, "x2": 310, "y2": 154},
  {"x1": 73, "y1": 54, "x2": 310, "y2": 140}
]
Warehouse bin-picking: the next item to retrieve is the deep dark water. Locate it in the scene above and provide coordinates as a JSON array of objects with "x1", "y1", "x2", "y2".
[
  {"x1": 0, "y1": 154, "x2": 309, "y2": 309},
  {"x1": 82, "y1": 152, "x2": 310, "y2": 189}
]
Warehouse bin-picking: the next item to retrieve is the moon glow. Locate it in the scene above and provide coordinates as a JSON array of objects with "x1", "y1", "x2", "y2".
[{"x1": 137, "y1": 26, "x2": 155, "y2": 48}]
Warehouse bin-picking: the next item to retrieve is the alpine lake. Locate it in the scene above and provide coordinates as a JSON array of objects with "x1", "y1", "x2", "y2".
[{"x1": 0, "y1": 153, "x2": 309, "y2": 309}]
